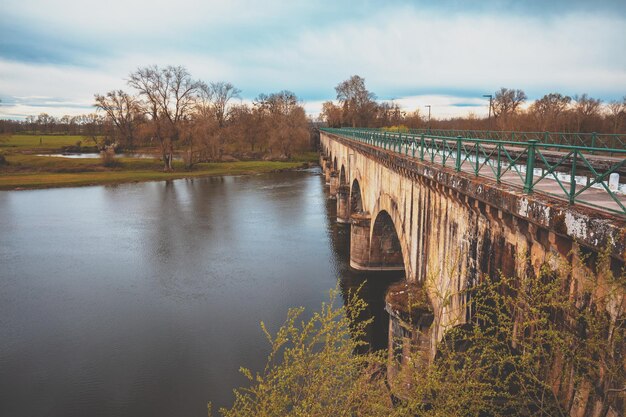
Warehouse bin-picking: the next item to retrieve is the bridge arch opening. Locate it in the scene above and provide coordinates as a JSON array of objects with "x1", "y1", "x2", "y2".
[
  {"x1": 339, "y1": 165, "x2": 347, "y2": 186},
  {"x1": 351, "y1": 179, "x2": 363, "y2": 214},
  {"x1": 333, "y1": 157, "x2": 338, "y2": 172},
  {"x1": 369, "y1": 210, "x2": 405, "y2": 271}
]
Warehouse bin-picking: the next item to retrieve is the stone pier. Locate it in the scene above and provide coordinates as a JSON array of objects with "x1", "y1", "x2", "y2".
[
  {"x1": 349, "y1": 212, "x2": 371, "y2": 270},
  {"x1": 336, "y1": 184, "x2": 350, "y2": 223},
  {"x1": 329, "y1": 171, "x2": 339, "y2": 198},
  {"x1": 324, "y1": 161, "x2": 331, "y2": 184},
  {"x1": 385, "y1": 281, "x2": 434, "y2": 388}
]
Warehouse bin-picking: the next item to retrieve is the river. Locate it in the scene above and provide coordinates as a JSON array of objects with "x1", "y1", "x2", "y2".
[{"x1": 0, "y1": 168, "x2": 400, "y2": 416}]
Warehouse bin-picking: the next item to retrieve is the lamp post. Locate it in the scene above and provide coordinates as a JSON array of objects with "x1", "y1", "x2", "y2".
[
  {"x1": 482, "y1": 94, "x2": 493, "y2": 129},
  {"x1": 425, "y1": 105, "x2": 431, "y2": 132}
]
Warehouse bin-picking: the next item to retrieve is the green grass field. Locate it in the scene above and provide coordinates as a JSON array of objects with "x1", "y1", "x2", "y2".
[
  {"x1": 0, "y1": 134, "x2": 88, "y2": 150},
  {"x1": 0, "y1": 161, "x2": 306, "y2": 190},
  {"x1": 0, "y1": 134, "x2": 318, "y2": 190}
]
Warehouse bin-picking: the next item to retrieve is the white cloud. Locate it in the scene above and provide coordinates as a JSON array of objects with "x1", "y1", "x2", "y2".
[
  {"x1": 249, "y1": 9, "x2": 626, "y2": 96},
  {"x1": 386, "y1": 95, "x2": 490, "y2": 119},
  {"x1": 1, "y1": 4, "x2": 625, "y2": 120},
  {"x1": 0, "y1": 0, "x2": 314, "y2": 36}
]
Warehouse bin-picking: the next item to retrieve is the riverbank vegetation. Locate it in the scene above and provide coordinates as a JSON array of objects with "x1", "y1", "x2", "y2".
[
  {"x1": 321, "y1": 75, "x2": 626, "y2": 133},
  {"x1": 0, "y1": 160, "x2": 309, "y2": 190},
  {"x1": 0, "y1": 65, "x2": 320, "y2": 189},
  {"x1": 217, "y1": 251, "x2": 624, "y2": 416},
  {"x1": 1, "y1": 67, "x2": 313, "y2": 167},
  {"x1": 0, "y1": 133, "x2": 317, "y2": 190}
]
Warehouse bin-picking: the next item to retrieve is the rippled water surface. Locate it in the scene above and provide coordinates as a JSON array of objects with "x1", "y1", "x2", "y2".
[{"x1": 0, "y1": 168, "x2": 399, "y2": 417}]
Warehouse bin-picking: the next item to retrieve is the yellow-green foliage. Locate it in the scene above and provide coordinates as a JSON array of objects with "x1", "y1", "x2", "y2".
[
  {"x1": 289, "y1": 151, "x2": 319, "y2": 163},
  {"x1": 397, "y1": 255, "x2": 624, "y2": 417},
  {"x1": 219, "y1": 288, "x2": 393, "y2": 417},
  {"x1": 383, "y1": 125, "x2": 410, "y2": 133},
  {"x1": 220, "y1": 255, "x2": 625, "y2": 417}
]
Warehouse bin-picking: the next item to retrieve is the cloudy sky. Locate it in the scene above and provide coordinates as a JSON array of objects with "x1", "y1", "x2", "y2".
[{"x1": 1, "y1": 0, "x2": 625, "y2": 120}]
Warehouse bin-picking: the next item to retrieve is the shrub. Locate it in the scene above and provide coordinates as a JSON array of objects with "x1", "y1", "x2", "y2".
[{"x1": 100, "y1": 147, "x2": 117, "y2": 167}]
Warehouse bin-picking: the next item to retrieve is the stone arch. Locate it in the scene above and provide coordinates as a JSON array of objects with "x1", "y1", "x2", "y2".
[
  {"x1": 369, "y1": 210, "x2": 405, "y2": 271},
  {"x1": 339, "y1": 165, "x2": 347, "y2": 186},
  {"x1": 370, "y1": 194, "x2": 412, "y2": 277},
  {"x1": 333, "y1": 156, "x2": 338, "y2": 171},
  {"x1": 350, "y1": 178, "x2": 364, "y2": 214}
]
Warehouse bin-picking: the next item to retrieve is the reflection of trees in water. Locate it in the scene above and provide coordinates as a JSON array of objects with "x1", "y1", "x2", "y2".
[
  {"x1": 323, "y1": 191, "x2": 403, "y2": 352},
  {"x1": 340, "y1": 270, "x2": 403, "y2": 353}
]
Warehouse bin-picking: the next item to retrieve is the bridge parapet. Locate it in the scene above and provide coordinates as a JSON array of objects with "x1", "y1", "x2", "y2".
[
  {"x1": 408, "y1": 127, "x2": 624, "y2": 151},
  {"x1": 323, "y1": 127, "x2": 626, "y2": 217},
  {"x1": 322, "y1": 129, "x2": 626, "y2": 261}
]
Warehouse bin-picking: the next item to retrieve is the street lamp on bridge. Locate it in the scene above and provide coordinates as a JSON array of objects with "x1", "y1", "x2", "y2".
[
  {"x1": 482, "y1": 94, "x2": 493, "y2": 129},
  {"x1": 425, "y1": 105, "x2": 431, "y2": 132}
]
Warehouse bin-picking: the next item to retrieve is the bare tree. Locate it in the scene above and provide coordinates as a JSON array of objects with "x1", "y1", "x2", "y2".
[
  {"x1": 403, "y1": 109, "x2": 423, "y2": 129},
  {"x1": 335, "y1": 75, "x2": 377, "y2": 128},
  {"x1": 94, "y1": 90, "x2": 141, "y2": 149},
  {"x1": 321, "y1": 101, "x2": 342, "y2": 127},
  {"x1": 377, "y1": 101, "x2": 404, "y2": 127},
  {"x1": 255, "y1": 91, "x2": 308, "y2": 158},
  {"x1": 128, "y1": 65, "x2": 200, "y2": 170},
  {"x1": 606, "y1": 97, "x2": 626, "y2": 133},
  {"x1": 492, "y1": 88, "x2": 527, "y2": 130},
  {"x1": 573, "y1": 94, "x2": 602, "y2": 132},
  {"x1": 81, "y1": 113, "x2": 109, "y2": 149},
  {"x1": 59, "y1": 115, "x2": 73, "y2": 135},
  {"x1": 37, "y1": 113, "x2": 55, "y2": 134},
  {"x1": 208, "y1": 81, "x2": 241, "y2": 128},
  {"x1": 530, "y1": 93, "x2": 571, "y2": 131}
]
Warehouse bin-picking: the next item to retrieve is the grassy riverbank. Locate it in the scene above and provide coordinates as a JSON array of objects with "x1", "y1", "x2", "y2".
[{"x1": 0, "y1": 134, "x2": 318, "y2": 190}]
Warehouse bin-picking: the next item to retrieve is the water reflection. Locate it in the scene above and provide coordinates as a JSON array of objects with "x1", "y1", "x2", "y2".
[
  {"x1": 324, "y1": 194, "x2": 404, "y2": 352},
  {"x1": 0, "y1": 168, "x2": 397, "y2": 417}
]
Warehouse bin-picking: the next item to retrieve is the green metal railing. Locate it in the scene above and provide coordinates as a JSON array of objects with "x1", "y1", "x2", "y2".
[
  {"x1": 321, "y1": 127, "x2": 626, "y2": 216},
  {"x1": 405, "y1": 128, "x2": 626, "y2": 151}
]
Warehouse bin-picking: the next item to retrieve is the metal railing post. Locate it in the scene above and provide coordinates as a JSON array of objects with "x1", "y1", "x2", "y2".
[
  {"x1": 431, "y1": 137, "x2": 435, "y2": 163},
  {"x1": 455, "y1": 136, "x2": 462, "y2": 172},
  {"x1": 474, "y1": 143, "x2": 480, "y2": 175},
  {"x1": 591, "y1": 132, "x2": 597, "y2": 155},
  {"x1": 524, "y1": 140, "x2": 538, "y2": 193},
  {"x1": 420, "y1": 134, "x2": 425, "y2": 161},
  {"x1": 569, "y1": 150, "x2": 577, "y2": 204},
  {"x1": 591, "y1": 132, "x2": 597, "y2": 148},
  {"x1": 496, "y1": 143, "x2": 502, "y2": 183}
]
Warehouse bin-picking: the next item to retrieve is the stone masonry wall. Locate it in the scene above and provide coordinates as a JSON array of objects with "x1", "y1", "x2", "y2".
[{"x1": 320, "y1": 132, "x2": 625, "y2": 416}]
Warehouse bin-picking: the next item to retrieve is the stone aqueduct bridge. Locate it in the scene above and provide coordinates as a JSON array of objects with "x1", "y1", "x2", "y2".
[{"x1": 319, "y1": 129, "x2": 625, "y2": 417}]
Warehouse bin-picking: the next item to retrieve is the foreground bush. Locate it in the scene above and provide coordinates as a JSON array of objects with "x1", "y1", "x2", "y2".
[
  {"x1": 217, "y1": 257, "x2": 624, "y2": 417},
  {"x1": 217, "y1": 289, "x2": 392, "y2": 417}
]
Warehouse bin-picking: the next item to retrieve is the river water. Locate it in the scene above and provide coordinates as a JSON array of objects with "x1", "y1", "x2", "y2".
[{"x1": 0, "y1": 168, "x2": 400, "y2": 417}]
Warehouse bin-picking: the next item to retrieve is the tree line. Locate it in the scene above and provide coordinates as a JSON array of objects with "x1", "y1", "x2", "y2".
[
  {"x1": 2, "y1": 72, "x2": 624, "y2": 170},
  {"x1": 321, "y1": 75, "x2": 626, "y2": 134},
  {"x1": 0, "y1": 66, "x2": 312, "y2": 171}
]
